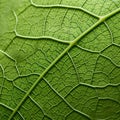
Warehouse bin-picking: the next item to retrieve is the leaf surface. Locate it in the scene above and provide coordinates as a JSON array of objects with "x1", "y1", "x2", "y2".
[{"x1": 0, "y1": 0, "x2": 120, "y2": 120}]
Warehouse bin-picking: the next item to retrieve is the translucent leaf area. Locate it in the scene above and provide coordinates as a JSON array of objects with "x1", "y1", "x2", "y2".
[{"x1": 0, "y1": 0, "x2": 120, "y2": 120}]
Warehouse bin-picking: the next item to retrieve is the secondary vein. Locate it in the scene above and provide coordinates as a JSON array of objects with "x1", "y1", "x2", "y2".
[{"x1": 30, "y1": 0, "x2": 100, "y2": 19}]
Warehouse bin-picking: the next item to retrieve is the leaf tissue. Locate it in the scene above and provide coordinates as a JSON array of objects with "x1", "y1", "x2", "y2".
[{"x1": 0, "y1": 0, "x2": 120, "y2": 120}]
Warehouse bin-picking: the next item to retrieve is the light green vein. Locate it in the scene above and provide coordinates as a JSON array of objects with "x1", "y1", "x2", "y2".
[
  {"x1": 100, "y1": 7, "x2": 120, "y2": 21},
  {"x1": 18, "y1": 112, "x2": 25, "y2": 120},
  {"x1": 8, "y1": 7, "x2": 120, "y2": 120},
  {"x1": 0, "y1": 103, "x2": 14, "y2": 111},
  {"x1": 67, "y1": 52, "x2": 80, "y2": 83},
  {"x1": 104, "y1": 21, "x2": 114, "y2": 43},
  {"x1": 76, "y1": 45, "x2": 100, "y2": 53},
  {"x1": 13, "y1": 11, "x2": 71, "y2": 44},
  {"x1": 8, "y1": 44, "x2": 72, "y2": 120},
  {"x1": 100, "y1": 54, "x2": 120, "y2": 67},
  {"x1": 0, "y1": 65, "x2": 5, "y2": 99},
  {"x1": 64, "y1": 83, "x2": 120, "y2": 99},
  {"x1": 0, "y1": 49, "x2": 20, "y2": 76},
  {"x1": 15, "y1": 32, "x2": 71, "y2": 44},
  {"x1": 29, "y1": 96, "x2": 53, "y2": 120},
  {"x1": 30, "y1": 0, "x2": 100, "y2": 19},
  {"x1": 43, "y1": 77, "x2": 92, "y2": 119},
  {"x1": 0, "y1": 50, "x2": 15, "y2": 61}
]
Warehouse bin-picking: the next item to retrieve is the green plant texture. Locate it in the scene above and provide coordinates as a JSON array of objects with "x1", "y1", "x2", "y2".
[{"x1": 0, "y1": 0, "x2": 120, "y2": 120}]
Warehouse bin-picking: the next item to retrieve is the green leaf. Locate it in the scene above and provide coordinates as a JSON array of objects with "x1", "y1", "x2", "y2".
[{"x1": 0, "y1": 0, "x2": 120, "y2": 120}]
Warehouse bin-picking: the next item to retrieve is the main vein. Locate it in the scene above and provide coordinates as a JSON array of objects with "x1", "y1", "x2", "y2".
[{"x1": 8, "y1": 7, "x2": 120, "y2": 120}]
